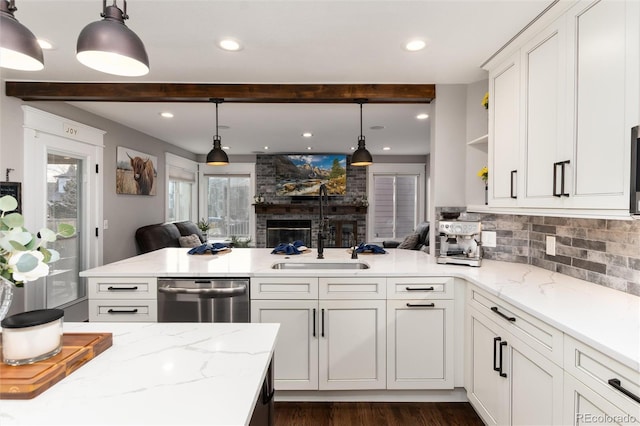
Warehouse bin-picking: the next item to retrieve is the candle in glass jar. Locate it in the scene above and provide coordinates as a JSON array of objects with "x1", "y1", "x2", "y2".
[{"x1": 1, "y1": 309, "x2": 64, "y2": 365}]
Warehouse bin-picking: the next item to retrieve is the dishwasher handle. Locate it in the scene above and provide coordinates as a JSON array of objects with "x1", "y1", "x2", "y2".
[{"x1": 158, "y1": 283, "x2": 247, "y2": 298}]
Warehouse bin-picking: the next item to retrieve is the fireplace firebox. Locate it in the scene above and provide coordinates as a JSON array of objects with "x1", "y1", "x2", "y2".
[{"x1": 266, "y1": 220, "x2": 312, "y2": 248}]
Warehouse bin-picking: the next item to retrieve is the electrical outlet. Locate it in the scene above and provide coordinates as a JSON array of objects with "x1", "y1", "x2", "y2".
[
  {"x1": 482, "y1": 231, "x2": 496, "y2": 248},
  {"x1": 546, "y1": 235, "x2": 556, "y2": 256},
  {"x1": 103, "y1": 220, "x2": 109, "y2": 230}
]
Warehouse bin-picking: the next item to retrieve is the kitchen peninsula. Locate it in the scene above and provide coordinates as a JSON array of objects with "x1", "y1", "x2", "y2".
[
  {"x1": 78, "y1": 248, "x2": 640, "y2": 424},
  {"x1": 0, "y1": 322, "x2": 279, "y2": 426}
]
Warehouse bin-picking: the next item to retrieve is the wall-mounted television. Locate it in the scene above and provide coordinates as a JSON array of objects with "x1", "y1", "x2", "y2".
[{"x1": 274, "y1": 154, "x2": 347, "y2": 196}]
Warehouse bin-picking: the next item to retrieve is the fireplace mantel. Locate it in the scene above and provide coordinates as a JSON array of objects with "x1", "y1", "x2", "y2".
[{"x1": 254, "y1": 204, "x2": 367, "y2": 215}]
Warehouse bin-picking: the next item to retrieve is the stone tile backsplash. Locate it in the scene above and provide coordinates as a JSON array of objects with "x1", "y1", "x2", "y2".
[{"x1": 436, "y1": 207, "x2": 640, "y2": 296}]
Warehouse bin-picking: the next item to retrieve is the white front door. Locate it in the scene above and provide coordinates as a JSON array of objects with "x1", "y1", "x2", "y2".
[{"x1": 22, "y1": 107, "x2": 104, "y2": 321}]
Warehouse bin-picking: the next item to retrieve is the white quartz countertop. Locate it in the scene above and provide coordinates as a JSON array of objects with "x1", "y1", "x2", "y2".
[
  {"x1": 0, "y1": 322, "x2": 279, "y2": 426},
  {"x1": 80, "y1": 248, "x2": 640, "y2": 372}
]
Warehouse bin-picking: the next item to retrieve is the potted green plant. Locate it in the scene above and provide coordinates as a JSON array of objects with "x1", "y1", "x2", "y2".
[{"x1": 196, "y1": 218, "x2": 211, "y2": 240}]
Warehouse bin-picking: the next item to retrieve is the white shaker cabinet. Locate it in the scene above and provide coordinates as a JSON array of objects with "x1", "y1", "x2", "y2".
[
  {"x1": 489, "y1": 52, "x2": 520, "y2": 207},
  {"x1": 484, "y1": 0, "x2": 639, "y2": 214},
  {"x1": 467, "y1": 306, "x2": 564, "y2": 426}
]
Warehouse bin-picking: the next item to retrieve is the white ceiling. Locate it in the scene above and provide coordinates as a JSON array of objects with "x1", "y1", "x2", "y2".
[{"x1": 2, "y1": 0, "x2": 552, "y2": 156}]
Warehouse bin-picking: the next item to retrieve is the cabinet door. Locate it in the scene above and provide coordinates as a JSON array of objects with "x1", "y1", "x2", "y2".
[
  {"x1": 251, "y1": 300, "x2": 319, "y2": 390},
  {"x1": 318, "y1": 300, "x2": 386, "y2": 390},
  {"x1": 563, "y1": 372, "x2": 639, "y2": 425},
  {"x1": 466, "y1": 309, "x2": 509, "y2": 426},
  {"x1": 508, "y1": 335, "x2": 564, "y2": 425},
  {"x1": 566, "y1": 0, "x2": 638, "y2": 209},
  {"x1": 386, "y1": 300, "x2": 453, "y2": 389},
  {"x1": 489, "y1": 52, "x2": 520, "y2": 206},
  {"x1": 521, "y1": 18, "x2": 567, "y2": 206}
]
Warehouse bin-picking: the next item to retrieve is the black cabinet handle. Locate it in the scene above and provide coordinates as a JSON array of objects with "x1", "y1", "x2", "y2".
[
  {"x1": 493, "y1": 337, "x2": 501, "y2": 372},
  {"x1": 510, "y1": 170, "x2": 517, "y2": 199},
  {"x1": 553, "y1": 160, "x2": 570, "y2": 197},
  {"x1": 107, "y1": 308, "x2": 138, "y2": 314},
  {"x1": 321, "y1": 308, "x2": 325, "y2": 338},
  {"x1": 107, "y1": 286, "x2": 139, "y2": 291},
  {"x1": 491, "y1": 306, "x2": 516, "y2": 322},
  {"x1": 499, "y1": 341, "x2": 508, "y2": 378},
  {"x1": 405, "y1": 286, "x2": 434, "y2": 291},
  {"x1": 312, "y1": 308, "x2": 316, "y2": 338},
  {"x1": 608, "y1": 378, "x2": 640, "y2": 403},
  {"x1": 406, "y1": 303, "x2": 435, "y2": 308}
]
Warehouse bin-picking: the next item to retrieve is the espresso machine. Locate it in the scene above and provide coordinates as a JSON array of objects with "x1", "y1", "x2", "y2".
[{"x1": 436, "y1": 221, "x2": 482, "y2": 267}]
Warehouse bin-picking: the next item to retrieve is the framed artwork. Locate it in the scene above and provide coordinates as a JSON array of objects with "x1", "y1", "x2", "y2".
[
  {"x1": 0, "y1": 182, "x2": 21, "y2": 213},
  {"x1": 116, "y1": 147, "x2": 158, "y2": 195}
]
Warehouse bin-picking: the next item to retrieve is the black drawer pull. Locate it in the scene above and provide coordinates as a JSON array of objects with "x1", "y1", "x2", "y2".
[
  {"x1": 491, "y1": 306, "x2": 516, "y2": 322},
  {"x1": 406, "y1": 303, "x2": 435, "y2": 308},
  {"x1": 405, "y1": 286, "x2": 435, "y2": 291},
  {"x1": 608, "y1": 378, "x2": 640, "y2": 403},
  {"x1": 107, "y1": 286, "x2": 139, "y2": 291},
  {"x1": 321, "y1": 309, "x2": 325, "y2": 338},
  {"x1": 107, "y1": 308, "x2": 139, "y2": 314},
  {"x1": 510, "y1": 170, "x2": 517, "y2": 199}
]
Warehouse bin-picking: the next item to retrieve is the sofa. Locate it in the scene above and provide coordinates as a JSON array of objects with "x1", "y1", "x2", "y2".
[
  {"x1": 382, "y1": 221, "x2": 430, "y2": 250},
  {"x1": 135, "y1": 221, "x2": 206, "y2": 254}
]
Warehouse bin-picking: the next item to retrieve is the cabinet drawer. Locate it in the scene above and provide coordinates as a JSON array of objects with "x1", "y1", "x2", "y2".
[
  {"x1": 386, "y1": 277, "x2": 453, "y2": 300},
  {"x1": 251, "y1": 277, "x2": 318, "y2": 299},
  {"x1": 319, "y1": 277, "x2": 386, "y2": 299},
  {"x1": 88, "y1": 300, "x2": 157, "y2": 322},
  {"x1": 468, "y1": 286, "x2": 563, "y2": 365},
  {"x1": 564, "y1": 334, "x2": 640, "y2": 417},
  {"x1": 88, "y1": 277, "x2": 157, "y2": 299}
]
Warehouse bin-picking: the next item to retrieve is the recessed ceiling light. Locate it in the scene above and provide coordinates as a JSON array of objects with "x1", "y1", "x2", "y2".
[
  {"x1": 222, "y1": 146, "x2": 230, "y2": 150},
  {"x1": 350, "y1": 147, "x2": 356, "y2": 151},
  {"x1": 218, "y1": 38, "x2": 242, "y2": 51},
  {"x1": 307, "y1": 147, "x2": 312, "y2": 150},
  {"x1": 383, "y1": 147, "x2": 391, "y2": 151},
  {"x1": 416, "y1": 113, "x2": 429, "y2": 120},
  {"x1": 370, "y1": 125, "x2": 385, "y2": 130},
  {"x1": 37, "y1": 39, "x2": 54, "y2": 50},
  {"x1": 159, "y1": 112, "x2": 174, "y2": 118},
  {"x1": 264, "y1": 146, "x2": 269, "y2": 150},
  {"x1": 302, "y1": 132, "x2": 313, "y2": 138},
  {"x1": 405, "y1": 39, "x2": 427, "y2": 52}
]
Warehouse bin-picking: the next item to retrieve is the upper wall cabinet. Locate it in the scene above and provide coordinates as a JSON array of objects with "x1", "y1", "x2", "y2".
[{"x1": 483, "y1": 0, "x2": 639, "y2": 216}]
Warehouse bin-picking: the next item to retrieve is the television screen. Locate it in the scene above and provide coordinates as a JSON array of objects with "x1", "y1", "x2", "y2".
[{"x1": 274, "y1": 154, "x2": 347, "y2": 196}]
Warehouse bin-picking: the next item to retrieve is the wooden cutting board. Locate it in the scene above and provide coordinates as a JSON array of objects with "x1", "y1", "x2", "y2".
[{"x1": 0, "y1": 332, "x2": 112, "y2": 400}]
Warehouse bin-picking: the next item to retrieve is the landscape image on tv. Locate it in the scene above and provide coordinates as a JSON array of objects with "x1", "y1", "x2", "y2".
[{"x1": 274, "y1": 154, "x2": 347, "y2": 196}]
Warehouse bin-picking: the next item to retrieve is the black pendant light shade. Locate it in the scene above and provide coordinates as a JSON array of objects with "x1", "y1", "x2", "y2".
[
  {"x1": 207, "y1": 100, "x2": 229, "y2": 166},
  {"x1": 76, "y1": 0, "x2": 149, "y2": 77},
  {"x1": 0, "y1": 0, "x2": 44, "y2": 71},
  {"x1": 351, "y1": 101, "x2": 373, "y2": 167}
]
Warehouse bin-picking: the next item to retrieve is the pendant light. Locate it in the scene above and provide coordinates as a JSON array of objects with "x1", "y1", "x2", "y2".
[
  {"x1": 76, "y1": 0, "x2": 149, "y2": 77},
  {"x1": 351, "y1": 99, "x2": 373, "y2": 167},
  {"x1": 0, "y1": 0, "x2": 44, "y2": 71},
  {"x1": 206, "y1": 99, "x2": 229, "y2": 166}
]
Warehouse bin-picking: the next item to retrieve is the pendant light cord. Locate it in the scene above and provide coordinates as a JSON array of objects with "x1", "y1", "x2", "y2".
[
  {"x1": 215, "y1": 101, "x2": 219, "y2": 138},
  {"x1": 360, "y1": 102, "x2": 363, "y2": 137}
]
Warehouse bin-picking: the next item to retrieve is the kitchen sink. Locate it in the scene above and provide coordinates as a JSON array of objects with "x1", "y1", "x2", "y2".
[{"x1": 271, "y1": 262, "x2": 370, "y2": 270}]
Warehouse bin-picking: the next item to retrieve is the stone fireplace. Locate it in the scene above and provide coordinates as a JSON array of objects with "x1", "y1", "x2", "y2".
[{"x1": 254, "y1": 155, "x2": 368, "y2": 248}]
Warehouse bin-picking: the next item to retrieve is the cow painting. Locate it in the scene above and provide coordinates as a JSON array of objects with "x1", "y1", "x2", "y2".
[
  {"x1": 127, "y1": 154, "x2": 154, "y2": 195},
  {"x1": 115, "y1": 147, "x2": 157, "y2": 195}
]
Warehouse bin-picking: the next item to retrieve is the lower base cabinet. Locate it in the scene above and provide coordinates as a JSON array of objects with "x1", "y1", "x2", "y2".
[
  {"x1": 386, "y1": 299, "x2": 454, "y2": 389},
  {"x1": 467, "y1": 306, "x2": 564, "y2": 425},
  {"x1": 251, "y1": 299, "x2": 386, "y2": 390}
]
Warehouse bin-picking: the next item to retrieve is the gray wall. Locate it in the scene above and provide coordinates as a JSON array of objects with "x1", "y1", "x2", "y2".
[{"x1": 0, "y1": 90, "x2": 197, "y2": 264}]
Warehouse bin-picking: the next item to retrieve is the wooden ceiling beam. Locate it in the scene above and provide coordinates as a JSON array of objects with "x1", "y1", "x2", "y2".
[{"x1": 5, "y1": 82, "x2": 435, "y2": 103}]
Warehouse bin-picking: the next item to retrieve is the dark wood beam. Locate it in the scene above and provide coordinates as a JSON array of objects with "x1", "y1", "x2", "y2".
[{"x1": 5, "y1": 82, "x2": 434, "y2": 103}]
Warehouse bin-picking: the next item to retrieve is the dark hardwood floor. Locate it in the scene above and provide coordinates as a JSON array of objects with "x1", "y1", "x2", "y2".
[{"x1": 274, "y1": 402, "x2": 484, "y2": 426}]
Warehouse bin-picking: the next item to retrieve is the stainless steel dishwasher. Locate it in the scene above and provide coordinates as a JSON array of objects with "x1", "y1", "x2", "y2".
[{"x1": 157, "y1": 278, "x2": 250, "y2": 322}]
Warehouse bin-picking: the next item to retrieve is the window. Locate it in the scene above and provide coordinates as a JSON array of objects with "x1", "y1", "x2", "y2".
[
  {"x1": 368, "y1": 164, "x2": 425, "y2": 242},
  {"x1": 166, "y1": 153, "x2": 198, "y2": 222},
  {"x1": 199, "y1": 163, "x2": 255, "y2": 240}
]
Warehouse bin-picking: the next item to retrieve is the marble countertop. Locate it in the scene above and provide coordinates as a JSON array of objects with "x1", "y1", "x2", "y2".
[
  {"x1": 0, "y1": 322, "x2": 279, "y2": 426},
  {"x1": 81, "y1": 248, "x2": 640, "y2": 372}
]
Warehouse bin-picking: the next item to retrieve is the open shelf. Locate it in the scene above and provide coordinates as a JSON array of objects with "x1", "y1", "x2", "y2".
[{"x1": 467, "y1": 134, "x2": 488, "y2": 146}]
